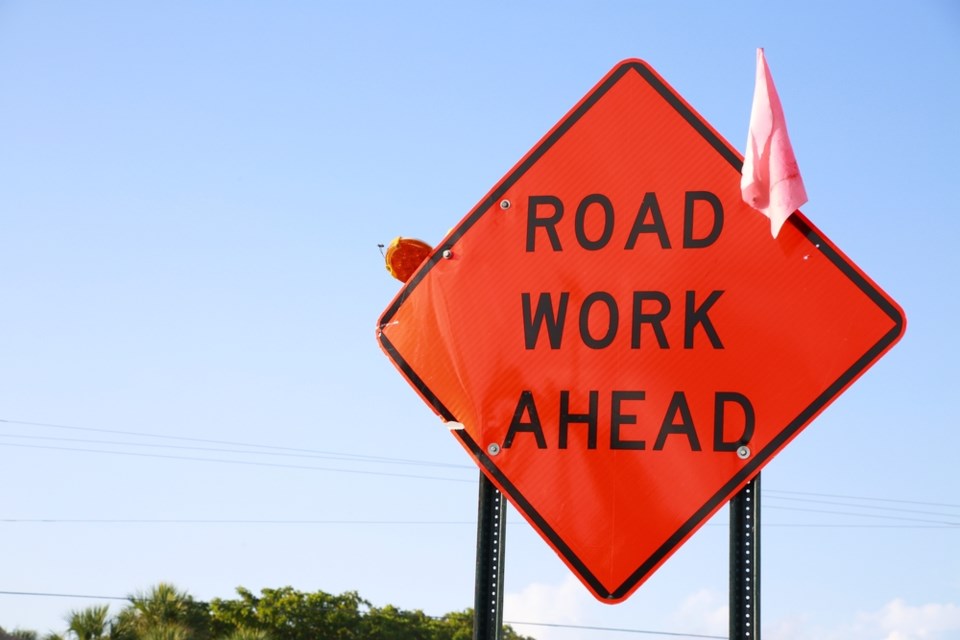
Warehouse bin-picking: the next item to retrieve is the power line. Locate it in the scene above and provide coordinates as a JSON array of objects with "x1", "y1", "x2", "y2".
[
  {"x1": 0, "y1": 443, "x2": 473, "y2": 483},
  {"x1": 0, "y1": 433, "x2": 469, "y2": 469},
  {"x1": 4, "y1": 439, "x2": 957, "y2": 523},
  {"x1": 0, "y1": 418, "x2": 472, "y2": 469},
  {"x1": 3, "y1": 444, "x2": 956, "y2": 526},
  {"x1": 764, "y1": 488, "x2": 960, "y2": 509},
  {"x1": 762, "y1": 505, "x2": 960, "y2": 526},
  {"x1": 0, "y1": 517, "x2": 954, "y2": 529},
  {"x1": 0, "y1": 590, "x2": 127, "y2": 601},
  {"x1": 5, "y1": 436, "x2": 955, "y2": 524},
  {"x1": 758, "y1": 523, "x2": 958, "y2": 529},
  {"x1": 505, "y1": 621, "x2": 726, "y2": 638},
  {"x1": 762, "y1": 495, "x2": 960, "y2": 519},
  {"x1": 0, "y1": 418, "x2": 347, "y2": 453},
  {"x1": 0, "y1": 518, "x2": 477, "y2": 525},
  {"x1": 4, "y1": 417, "x2": 955, "y2": 519}
]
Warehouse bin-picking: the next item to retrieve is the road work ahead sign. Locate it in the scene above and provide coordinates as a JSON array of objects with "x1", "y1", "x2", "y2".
[{"x1": 377, "y1": 59, "x2": 904, "y2": 603}]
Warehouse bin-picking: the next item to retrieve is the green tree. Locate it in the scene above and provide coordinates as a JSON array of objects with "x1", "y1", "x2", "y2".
[
  {"x1": 67, "y1": 605, "x2": 111, "y2": 640},
  {"x1": 137, "y1": 627, "x2": 188, "y2": 640},
  {"x1": 429, "y1": 609, "x2": 474, "y2": 640},
  {"x1": 113, "y1": 584, "x2": 209, "y2": 640},
  {"x1": 218, "y1": 630, "x2": 269, "y2": 640},
  {"x1": 17, "y1": 584, "x2": 535, "y2": 640},
  {"x1": 209, "y1": 587, "x2": 364, "y2": 640},
  {"x1": 210, "y1": 587, "x2": 535, "y2": 640},
  {"x1": 358, "y1": 604, "x2": 434, "y2": 640}
]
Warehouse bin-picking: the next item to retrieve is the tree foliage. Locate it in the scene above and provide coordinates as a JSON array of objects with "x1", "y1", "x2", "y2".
[
  {"x1": 66, "y1": 606, "x2": 111, "y2": 640},
  {"x1": 209, "y1": 586, "x2": 365, "y2": 640},
  {"x1": 0, "y1": 627, "x2": 39, "y2": 640},
  {"x1": 113, "y1": 583, "x2": 210, "y2": 640},
  {"x1": 6, "y1": 585, "x2": 534, "y2": 640}
]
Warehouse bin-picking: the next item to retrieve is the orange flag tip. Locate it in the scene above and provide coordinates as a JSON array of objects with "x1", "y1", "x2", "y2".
[{"x1": 384, "y1": 236, "x2": 433, "y2": 283}]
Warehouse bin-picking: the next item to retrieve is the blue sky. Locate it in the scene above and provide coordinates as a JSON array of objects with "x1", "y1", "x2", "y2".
[{"x1": 1, "y1": 2, "x2": 958, "y2": 639}]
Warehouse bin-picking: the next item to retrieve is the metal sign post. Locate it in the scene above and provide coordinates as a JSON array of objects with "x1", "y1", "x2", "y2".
[
  {"x1": 474, "y1": 472, "x2": 507, "y2": 640},
  {"x1": 730, "y1": 473, "x2": 761, "y2": 640}
]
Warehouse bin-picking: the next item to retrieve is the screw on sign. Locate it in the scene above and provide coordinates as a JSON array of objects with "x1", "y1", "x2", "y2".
[{"x1": 377, "y1": 59, "x2": 905, "y2": 603}]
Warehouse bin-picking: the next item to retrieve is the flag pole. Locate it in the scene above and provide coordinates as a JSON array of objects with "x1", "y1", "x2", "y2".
[{"x1": 730, "y1": 473, "x2": 761, "y2": 639}]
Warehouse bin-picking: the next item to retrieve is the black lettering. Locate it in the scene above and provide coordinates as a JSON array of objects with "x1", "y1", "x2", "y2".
[
  {"x1": 683, "y1": 191, "x2": 724, "y2": 248},
  {"x1": 579, "y1": 292, "x2": 618, "y2": 349},
  {"x1": 504, "y1": 391, "x2": 547, "y2": 449},
  {"x1": 625, "y1": 192, "x2": 671, "y2": 249},
  {"x1": 526, "y1": 195, "x2": 564, "y2": 252},
  {"x1": 713, "y1": 392, "x2": 755, "y2": 452},
  {"x1": 684, "y1": 290, "x2": 724, "y2": 349},
  {"x1": 559, "y1": 390, "x2": 598, "y2": 449},
  {"x1": 611, "y1": 390, "x2": 646, "y2": 450},
  {"x1": 653, "y1": 391, "x2": 702, "y2": 451},
  {"x1": 575, "y1": 194, "x2": 615, "y2": 251},
  {"x1": 631, "y1": 291, "x2": 671, "y2": 348},
  {"x1": 522, "y1": 292, "x2": 569, "y2": 349}
]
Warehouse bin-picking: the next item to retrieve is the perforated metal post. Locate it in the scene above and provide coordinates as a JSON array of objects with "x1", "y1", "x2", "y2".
[
  {"x1": 730, "y1": 473, "x2": 761, "y2": 640},
  {"x1": 474, "y1": 472, "x2": 506, "y2": 640}
]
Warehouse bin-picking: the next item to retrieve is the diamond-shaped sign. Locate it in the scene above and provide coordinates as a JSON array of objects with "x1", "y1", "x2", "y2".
[{"x1": 377, "y1": 59, "x2": 904, "y2": 603}]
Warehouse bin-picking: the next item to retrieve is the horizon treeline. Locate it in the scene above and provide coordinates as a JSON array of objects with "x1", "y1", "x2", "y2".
[{"x1": 0, "y1": 583, "x2": 534, "y2": 640}]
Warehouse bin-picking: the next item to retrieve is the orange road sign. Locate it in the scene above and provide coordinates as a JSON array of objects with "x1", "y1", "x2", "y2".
[{"x1": 377, "y1": 59, "x2": 904, "y2": 603}]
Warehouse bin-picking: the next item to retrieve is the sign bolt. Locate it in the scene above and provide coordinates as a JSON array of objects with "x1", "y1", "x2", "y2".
[
  {"x1": 737, "y1": 445, "x2": 751, "y2": 459},
  {"x1": 487, "y1": 443, "x2": 501, "y2": 456},
  {"x1": 442, "y1": 249, "x2": 453, "y2": 259},
  {"x1": 499, "y1": 199, "x2": 511, "y2": 210}
]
